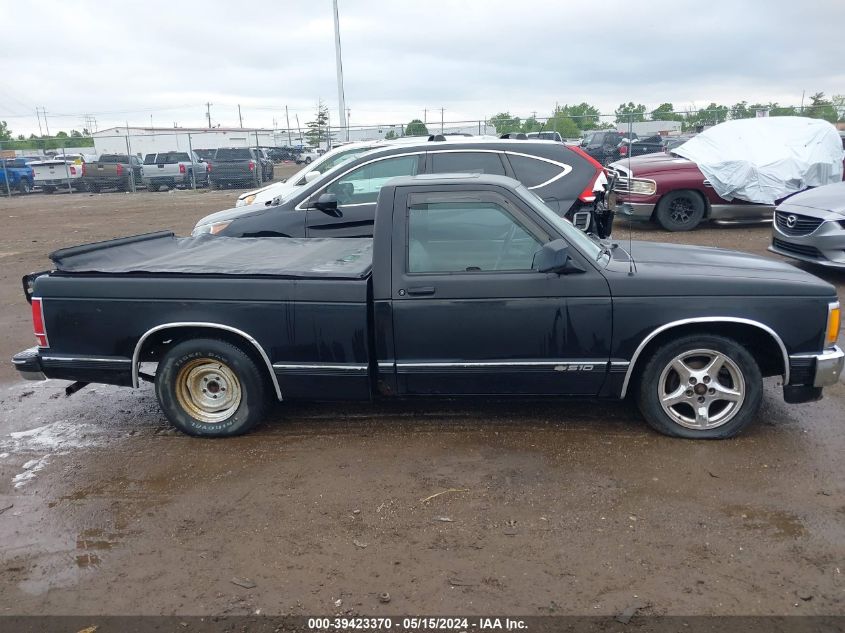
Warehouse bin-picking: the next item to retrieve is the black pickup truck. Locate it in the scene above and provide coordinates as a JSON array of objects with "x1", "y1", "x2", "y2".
[
  {"x1": 208, "y1": 147, "x2": 273, "y2": 189},
  {"x1": 12, "y1": 174, "x2": 843, "y2": 440}
]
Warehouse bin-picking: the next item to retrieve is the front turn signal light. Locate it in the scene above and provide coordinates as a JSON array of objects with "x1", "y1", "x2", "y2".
[{"x1": 826, "y1": 301, "x2": 841, "y2": 347}]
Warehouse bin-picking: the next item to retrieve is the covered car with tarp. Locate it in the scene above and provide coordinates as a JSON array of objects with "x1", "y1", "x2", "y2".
[{"x1": 673, "y1": 117, "x2": 843, "y2": 205}]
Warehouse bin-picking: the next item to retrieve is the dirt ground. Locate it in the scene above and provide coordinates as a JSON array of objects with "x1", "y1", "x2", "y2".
[{"x1": 0, "y1": 177, "x2": 843, "y2": 618}]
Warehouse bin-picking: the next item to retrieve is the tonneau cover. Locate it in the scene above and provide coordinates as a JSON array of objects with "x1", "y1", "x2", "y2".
[{"x1": 49, "y1": 231, "x2": 373, "y2": 278}]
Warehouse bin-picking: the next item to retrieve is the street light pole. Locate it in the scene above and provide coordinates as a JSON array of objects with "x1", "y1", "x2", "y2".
[{"x1": 332, "y1": 0, "x2": 347, "y2": 139}]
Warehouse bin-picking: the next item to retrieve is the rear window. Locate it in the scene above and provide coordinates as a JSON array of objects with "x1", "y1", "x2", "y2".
[
  {"x1": 215, "y1": 148, "x2": 252, "y2": 160},
  {"x1": 429, "y1": 151, "x2": 506, "y2": 176},
  {"x1": 98, "y1": 154, "x2": 128, "y2": 163},
  {"x1": 162, "y1": 152, "x2": 190, "y2": 164},
  {"x1": 507, "y1": 154, "x2": 564, "y2": 188},
  {"x1": 144, "y1": 154, "x2": 157, "y2": 165}
]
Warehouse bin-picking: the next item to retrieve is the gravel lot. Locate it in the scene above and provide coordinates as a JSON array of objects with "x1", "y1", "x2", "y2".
[{"x1": 0, "y1": 175, "x2": 843, "y2": 618}]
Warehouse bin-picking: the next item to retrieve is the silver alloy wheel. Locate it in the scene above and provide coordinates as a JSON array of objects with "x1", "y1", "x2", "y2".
[
  {"x1": 175, "y1": 358, "x2": 242, "y2": 424},
  {"x1": 658, "y1": 348, "x2": 745, "y2": 429},
  {"x1": 669, "y1": 197, "x2": 693, "y2": 224}
]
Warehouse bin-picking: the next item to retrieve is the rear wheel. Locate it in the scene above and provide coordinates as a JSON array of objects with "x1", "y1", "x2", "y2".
[
  {"x1": 147, "y1": 183, "x2": 159, "y2": 192},
  {"x1": 655, "y1": 190, "x2": 706, "y2": 231},
  {"x1": 18, "y1": 179, "x2": 32, "y2": 194},
  {"x1": 155, "y1": 338, "x2": 270, "y2": 437},
  {"x1": 636, "y1": 334, "x2": 762, "y2": 439}
]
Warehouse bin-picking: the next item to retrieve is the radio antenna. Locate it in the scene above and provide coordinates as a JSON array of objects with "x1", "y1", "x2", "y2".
[{"x1": 627, "y1": 112, "x2": 636, "y2": 276}]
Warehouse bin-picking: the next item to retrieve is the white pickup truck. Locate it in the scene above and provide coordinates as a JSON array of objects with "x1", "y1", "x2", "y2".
[
  {"x1": 141, "y1": 151, "x2": 208, "y2": 191},
  {"x1": 31, "y1": 154, "x2": 95, "y2": 193}
]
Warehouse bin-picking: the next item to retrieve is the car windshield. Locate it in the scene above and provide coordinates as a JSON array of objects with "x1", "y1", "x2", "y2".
[
  {"x1": 291, "y1": 145, "x2": 381, "y2": 185},
  {"x1": 514, "y1": 185, "x2": 605, "y2": 262}
]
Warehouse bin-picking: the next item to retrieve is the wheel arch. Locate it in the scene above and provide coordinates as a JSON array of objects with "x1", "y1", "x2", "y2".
[
  {"x1": 132, "y1": 322, "x2": 282, "y2": 400},
  {"x1": 621, "y1": 317, "x2": 789, "y2": 397}
]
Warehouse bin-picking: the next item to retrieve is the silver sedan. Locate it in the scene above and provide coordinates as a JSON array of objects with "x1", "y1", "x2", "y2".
[{"x1": 769, "y1": 181, "x2": 845, "y2": 268}]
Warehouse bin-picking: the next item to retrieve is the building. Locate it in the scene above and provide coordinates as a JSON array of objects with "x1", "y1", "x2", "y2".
[
  {"x1": 615, "y1": 120, "x2": 683, "y2": 137},
  {"x1": 91, "y1": 127, "x2": 293, "y2": 157}
]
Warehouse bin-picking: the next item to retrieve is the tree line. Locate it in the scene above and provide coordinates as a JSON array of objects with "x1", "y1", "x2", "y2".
[
  {"x1": 490, "y1": 92, "x2": 844, "y2": 136},
  {"x1": 0, "y1": 121, "x2": 94, "y2": 150}
]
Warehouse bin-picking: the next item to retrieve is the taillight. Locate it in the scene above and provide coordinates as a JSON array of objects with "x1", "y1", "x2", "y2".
[
  {"x1": 248, "y1": 161, "x2": 255, "y2": 171},
  {"x1": 567, "y1": 145, "x2": 607, "y2": 204},
  {"x1": 116, "y1": 163, "x2": 124, "y2": 177},
  {"x1": 179, "y1": 163, "x2": 186, "y2": 174},
  {"x1": 206, "y1": 162, "x2": 212, "y2": 172},
  {"x1": 70, "y1": 166, "x2": 77, "y2": 175},
  {"x1": 31, "y1": 298, "x2": 49, "y2": 347},
  {"x1": 618, "y1": 145, "x2": 628, "y2": 156}
]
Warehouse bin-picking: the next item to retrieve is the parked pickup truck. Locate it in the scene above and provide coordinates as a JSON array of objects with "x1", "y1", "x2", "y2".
[
  {"x1": 208, "y1": 147, "x2": 273, "y2": 189},
  {"x1": 12, "y1": 174, "x2": 843, "y2": 440},
  {"x1": 141, "y1": 151, "x2": 209, "y2": 191},
  {"x1": 0, "y1": 157, "x2": 37, "y2": 194},
  {"x1": 616, "y1": 135, "x2": 665, "y2": 160},
  {"x1": 31, "y1": 154, "x2": 94, "y2": 193},
  {"x1": 83, "y1": 154, "x2": 143, "y2": 192}
]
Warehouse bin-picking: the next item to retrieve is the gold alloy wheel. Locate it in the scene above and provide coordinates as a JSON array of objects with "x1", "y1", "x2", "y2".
[{"x1": 175, "y1": 358, "x2": 242, "y2": 424}]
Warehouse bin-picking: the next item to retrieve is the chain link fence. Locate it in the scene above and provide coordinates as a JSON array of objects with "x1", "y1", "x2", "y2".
[{"x1": 1, "y1": 105, "x2": 832, "y2": 198}]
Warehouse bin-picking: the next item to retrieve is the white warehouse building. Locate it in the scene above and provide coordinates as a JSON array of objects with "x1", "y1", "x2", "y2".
[{"x1": 92, "y1": 127, "x2": 288, "y2": 157}]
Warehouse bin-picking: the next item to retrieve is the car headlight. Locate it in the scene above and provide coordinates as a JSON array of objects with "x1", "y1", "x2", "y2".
[
  {"x1": 242, "y1": 194, "x2": 257, "y2": 206},
  {"x1": 192, "y1": 220, "x2": 232, "y2": 236},
  {"x1": 628, "y1": 178, "x2": 657, "y2": 195}
]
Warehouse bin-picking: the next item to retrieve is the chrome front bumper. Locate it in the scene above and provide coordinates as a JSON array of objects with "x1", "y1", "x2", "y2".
[
  {"x1": 615, "y1": 202, "x2": 655, "y2": 220},
  {"x1": 790, "y1": 346, "x2": 844, "y2": 388}
]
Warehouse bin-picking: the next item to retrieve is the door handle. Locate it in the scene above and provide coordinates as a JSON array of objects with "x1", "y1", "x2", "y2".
[{"x1": 406, "y1": 286, "x2": 435, "y2": 296}]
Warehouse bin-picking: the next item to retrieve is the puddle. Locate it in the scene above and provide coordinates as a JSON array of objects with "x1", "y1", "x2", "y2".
[{"x1": 723, "y1": 505, "x2": 806, "y2": 538}]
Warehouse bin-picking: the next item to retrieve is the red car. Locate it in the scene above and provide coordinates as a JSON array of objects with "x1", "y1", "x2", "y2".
[{"x1": 607, "y1": 154, "x2": 773, "y2": 231}]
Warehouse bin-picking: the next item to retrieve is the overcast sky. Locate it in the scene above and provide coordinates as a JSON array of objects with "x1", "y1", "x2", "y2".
[{"x1": 1, "y1": 0, "x2": 842, "y2": 136}]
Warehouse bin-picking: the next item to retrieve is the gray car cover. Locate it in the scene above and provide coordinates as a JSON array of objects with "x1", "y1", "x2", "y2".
[
  {"x1": 49, "y1": 232, "x2": 374, "y2": 278},
  {"x1": 674, "y1": 117, "x2": 844, "y2": 204}
]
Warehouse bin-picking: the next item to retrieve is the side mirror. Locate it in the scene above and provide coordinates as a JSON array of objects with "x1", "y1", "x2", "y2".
[
  {"x1": 533, "y1": 239, "x2": 585, "y2": 274},
  {"x1": 313, "y1": 192, "x2": 341, "y2": 216},
  {"x1": 304, "y1": 170, "x2": 320, "y2": 183}
]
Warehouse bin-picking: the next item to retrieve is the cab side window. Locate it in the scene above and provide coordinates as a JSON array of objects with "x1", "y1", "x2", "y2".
[
  {"x1": 407, "y1": 201, "x2": 542, "y2": 273},
  {"x1": 326, "y1": 155, "x2": 419, "y2": 205}
]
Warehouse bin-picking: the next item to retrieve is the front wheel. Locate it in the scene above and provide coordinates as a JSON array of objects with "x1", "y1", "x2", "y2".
[
  {"x1": 655, "y1": 190, "x2": 706, "y2": 231},
  {"x1": 155, "y1": 338, "x2": 270, "y2": 437},
  {"x1": 636, "y1": 334, "x2": 762, "y2": 439}
]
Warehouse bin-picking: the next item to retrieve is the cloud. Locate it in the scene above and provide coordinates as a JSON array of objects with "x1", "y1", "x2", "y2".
[{"x1": 1, "y1": 0, "x2": 842, "y2": 135}]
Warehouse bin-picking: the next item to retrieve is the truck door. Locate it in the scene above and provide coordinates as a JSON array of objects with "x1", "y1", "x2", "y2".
[
  {"x1": 305, "y1": 154, "x2": 422, "y2": 238},
  {"x1": 387, "y1": 188, "x2": 612, "y2": 396}
]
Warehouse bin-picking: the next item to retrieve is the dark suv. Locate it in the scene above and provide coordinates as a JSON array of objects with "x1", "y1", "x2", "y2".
[
  {"x1": 580, "y1": 130, "x2": 637, "y2": 165},
  {"x1": 193, "y1": 139, "x2": 606, "y2": 238}
]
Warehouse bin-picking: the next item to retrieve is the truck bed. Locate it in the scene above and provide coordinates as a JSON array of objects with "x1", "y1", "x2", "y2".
[{"x1": 49, "y1": 231, "x2": 374, "y2": 279}]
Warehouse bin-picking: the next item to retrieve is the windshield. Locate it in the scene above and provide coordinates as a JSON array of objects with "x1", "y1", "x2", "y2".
[
  {"x1": 292, "y1": 145, "x2": 381, "y2": 185},
  {"x1": 514, "y1": 185, "x2": 604, "y2": 262}
]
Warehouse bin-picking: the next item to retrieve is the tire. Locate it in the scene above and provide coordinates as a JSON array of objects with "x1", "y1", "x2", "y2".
[
  {"x1": 42, "y1": 186, "x2": 55, "y2": 194},
  {"x1": 636, "y1": 334, "x2": 763, "y2": 439},
  {"x1": 655, "y1": 190, "x2": 706, "y2": 231},
  {"x1": 18, "y1": 179, "x2": 32, "y2": 194},
  {"x1": 147, "y1": 183, "x2": 159, "y2": 192},
  {"x1": 155, "y1": 338, "x2": 270, "y2": 437}
]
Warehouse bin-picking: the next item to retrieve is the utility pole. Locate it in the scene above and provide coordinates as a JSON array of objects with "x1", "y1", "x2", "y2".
[
  {"x1": 346, "y1": 107, "x2": 351, "y2": 141},
  {"x1": 41, "y1": 107, "x2": 50, "y2": 136},
  {"x1": 238, "y1": 104, "x2": 243, "y2": 128},
  {"x1": 332, "y1": 0, "x2": 347, "y2": 139},
  {"x1": 440, "y1": 107, "x2": 444, "y2": 134},
  {"x1": 295, "y1": 114, "x2": 303, "y2": 144},
  {"x1": 35, "y1": 108, "x2": 43, "y2": 136},
  {"x1": 285, "y1": 106, "x2": 292, "y2": 146},
  {"x1": 205, "y1": 102, "x2": 213, "y2": 128},
  {"x1": 424, "y1": 109, "x2": 427, "y2": 125}
]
